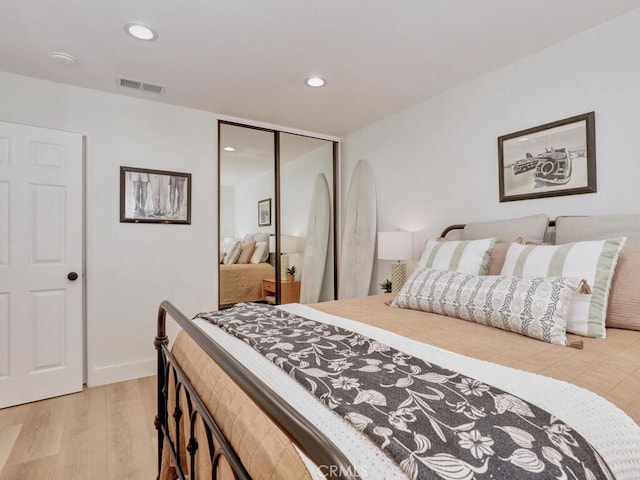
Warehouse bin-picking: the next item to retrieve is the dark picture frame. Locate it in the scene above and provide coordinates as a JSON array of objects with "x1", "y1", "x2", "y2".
[
  {"x1": 258, "y1": 198, "x2": 271, "y2": 227},
  {"x1": 120, "y1": 166, "x2": 191, "y2": 224},
  {"x1": 498, "y1": 112, "x2": 596, "y2": 202}
]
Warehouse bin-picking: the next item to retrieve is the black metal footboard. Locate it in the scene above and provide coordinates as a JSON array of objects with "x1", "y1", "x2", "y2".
[{"x1": 155, "y1": 300, "x2": 359, "y2": 480}]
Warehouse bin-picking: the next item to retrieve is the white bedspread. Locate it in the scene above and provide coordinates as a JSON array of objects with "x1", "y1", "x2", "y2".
[{"x1": 194, "y1": 303, "x2": 640, "y2": 479}]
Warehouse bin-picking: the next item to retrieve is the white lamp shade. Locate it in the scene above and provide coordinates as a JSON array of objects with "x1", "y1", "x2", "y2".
[
  {"x1": 269, "y1": 235, "x2": 299, "y2": 254},
  {"x1": 378, "y1": 231, "x2": 413, "y2": 260},
  {"x1": 281, "y1": 235, "x2": 299, "y2": 254}
]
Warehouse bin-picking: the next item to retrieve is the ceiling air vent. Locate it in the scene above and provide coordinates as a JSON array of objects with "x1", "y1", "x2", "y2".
[
  {"x1": 118, "y1": 77, "x2": 164, "y2": 94},
  {"x1": 141, "y1": 82, "x2": 163, "y2": 94}
]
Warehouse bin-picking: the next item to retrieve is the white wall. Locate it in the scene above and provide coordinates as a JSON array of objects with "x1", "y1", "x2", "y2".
[
  {"x1": 341, "y1": 9, "x2": 640, "y2": 294},
  {"x1": 234, "y1": 169, "x2": 275, "y2": 238},
  {"x1": 0, "y1": 71, "x2": 218, "y2": 385},
  {"x1": 219, "y1": 185, "x2": 236, "y2": 240}
]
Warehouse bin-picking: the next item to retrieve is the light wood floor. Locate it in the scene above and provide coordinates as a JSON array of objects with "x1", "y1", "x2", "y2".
[{"x1": 0, "y1": 376, "x2": 157, "y2": 480}]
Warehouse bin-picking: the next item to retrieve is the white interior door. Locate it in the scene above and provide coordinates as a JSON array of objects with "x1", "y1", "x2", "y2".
[{"x1": 0, "y1": 121, "x2": 83, "y2": 408}]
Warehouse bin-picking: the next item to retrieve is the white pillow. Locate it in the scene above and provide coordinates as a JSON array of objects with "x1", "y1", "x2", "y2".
[
  {"x1": 392, "y1": 268, "x2": 578, "y2": 345},
  {"x1": 500, "y1": 238, "x2": 626, "y2": 338},
  {"x1": 417, "y1": 238, "x2": 495, "y2": 275},
  {"x1": 250, "y1": 242, "x2": 269, "y2": 264},
  {"x1": 255, "y1": 233, "x2": 270, "y2": 244}
]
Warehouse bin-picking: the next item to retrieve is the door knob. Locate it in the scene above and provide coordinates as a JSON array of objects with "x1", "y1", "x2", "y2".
[{"x1": 67, "y1": 272, "x2": 79, "y2": 281}]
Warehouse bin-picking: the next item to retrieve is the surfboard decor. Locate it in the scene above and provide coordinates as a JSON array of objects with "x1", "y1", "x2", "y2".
[
  {"x1": 299, "y1": 174, "x2": 331, "y2": 304},
  {"x1": 338, "y1": 160, "x2": 377, "y2": 299}
]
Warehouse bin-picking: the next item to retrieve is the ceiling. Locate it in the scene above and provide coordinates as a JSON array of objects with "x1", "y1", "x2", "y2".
[{"x1": 2, "y1": 1, "x2": 640, "y2": 137}]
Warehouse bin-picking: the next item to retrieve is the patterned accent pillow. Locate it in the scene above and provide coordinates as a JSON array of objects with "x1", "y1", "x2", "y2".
[
  {"x1": 500, "y1": 238, "x2": 626, "y2": 338},
  {"x1": 223, "y1": 240, "x2": 242, "y2": 265},
  {"x1": 417, "y1": 238, "x2": 496, "y2": 275},
  {"x1": 392, "y1": 269, "x2": 578, "y2": 345}
]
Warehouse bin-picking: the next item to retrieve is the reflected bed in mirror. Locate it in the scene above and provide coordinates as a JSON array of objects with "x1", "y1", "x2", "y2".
[{"x1": 219, "y1": 123, "x2": 276, "y2": 307}]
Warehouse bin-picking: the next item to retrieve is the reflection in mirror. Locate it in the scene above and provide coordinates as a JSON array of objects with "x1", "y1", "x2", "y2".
[
  {"x1": 279, "y1": 133, "x2": 335, "y2": 303},
  {"x1": 219, "y1": 123, "x2": 276, "y2": 308}
]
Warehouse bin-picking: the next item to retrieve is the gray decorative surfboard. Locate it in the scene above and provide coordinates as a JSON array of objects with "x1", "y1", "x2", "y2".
[
  {"x1": 300, "y1": 174, "x2": 331, "y2": 304},
  {"x1": 338, "y1": 160, "x2": 377, "y2": 299}
]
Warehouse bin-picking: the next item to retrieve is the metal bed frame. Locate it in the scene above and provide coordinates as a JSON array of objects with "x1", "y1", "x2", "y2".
[{"x1": 155, "y1": 301, "x2": 359, "y2": 480}]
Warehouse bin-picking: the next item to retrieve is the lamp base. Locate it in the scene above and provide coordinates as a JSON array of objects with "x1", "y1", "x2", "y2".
[
  {"x1": 391, "y1": 262, "x2": 407, "y2": 293},
  {"x1": 280, "y1": 254, "x2": 289, "y2": 281}
]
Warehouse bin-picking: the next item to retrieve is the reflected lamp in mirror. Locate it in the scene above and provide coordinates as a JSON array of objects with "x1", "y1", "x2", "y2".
[
  {"x1": 270, "y1": 235, "x2": 299, "y2": 280},
  {"x1": 378, "y1": 231, "x2": 413, "y2": 293}
]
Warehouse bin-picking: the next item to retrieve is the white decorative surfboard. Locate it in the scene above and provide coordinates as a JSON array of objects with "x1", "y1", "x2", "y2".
[
  {"x1": 300, "y1": 174, "x2": 331, "y2": 304},
  {"x1": 338, "y1": 160, "x2": 377, "y2": 299}
]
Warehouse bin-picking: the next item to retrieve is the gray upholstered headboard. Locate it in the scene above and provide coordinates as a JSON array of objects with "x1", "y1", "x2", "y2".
[{"x1": 441, "y1": 213, "x2": 640, "y2": 245}]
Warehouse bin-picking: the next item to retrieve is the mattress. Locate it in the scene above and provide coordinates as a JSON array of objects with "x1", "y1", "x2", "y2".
[{"x1": 163, "y1": 295, "x2": 640, "y2": 479}]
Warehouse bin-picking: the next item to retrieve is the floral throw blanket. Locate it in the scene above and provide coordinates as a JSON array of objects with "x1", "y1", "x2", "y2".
[{"x1": 197, "y1": 304, "x2": 614, "y2": 480}]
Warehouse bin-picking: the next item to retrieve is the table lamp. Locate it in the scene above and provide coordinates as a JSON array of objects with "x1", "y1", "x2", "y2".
[
  {"x1": 269, "y1": 235, "x2": 299, "y2": 280},
  {"x1": 378, "y1": 231, "x2": 413, "y2": 293}
]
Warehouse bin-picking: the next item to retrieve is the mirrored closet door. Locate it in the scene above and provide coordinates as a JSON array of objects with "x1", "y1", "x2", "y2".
[{"x1": 218, "y1": 121, "x2": 337, "y2": 308}]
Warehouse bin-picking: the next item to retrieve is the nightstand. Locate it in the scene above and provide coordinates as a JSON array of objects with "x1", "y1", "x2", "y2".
[{"x1": 262, "y1": 278, "x2": 301, "y2": 304}]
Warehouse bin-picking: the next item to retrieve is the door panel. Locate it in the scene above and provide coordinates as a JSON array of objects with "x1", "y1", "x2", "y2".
[
  {"x1": 0, "y1": 293, "x2": 8, "y2": 378},
  {"x1": 0, "y1": 121, "x2": 82, "y2": 408},
  {"x1": 0, "y1": 181, "x2": 8, "y2": 265},
  {"x1": 30, "y1": 142, "x2": 68, "y2": 170},
  {"x1": 32, "y1": 184, "x2": 66, "y2": 263},
  {"x1": 31, "y1": 289, "x2": 66, "y2": 370},
  {"x1": 0, "y1": 137, "x2": 9, "y2": 166}
]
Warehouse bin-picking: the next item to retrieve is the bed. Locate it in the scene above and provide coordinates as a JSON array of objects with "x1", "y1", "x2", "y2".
[
  {"x1": 156, "y1": 214, "x2": 640, "y2": 480},
  {"x1": 219, "y1": 263, "x2": 275, "y2": 306}
]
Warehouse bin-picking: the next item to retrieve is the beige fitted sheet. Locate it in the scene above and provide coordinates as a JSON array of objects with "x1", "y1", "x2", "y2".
[
  {"x1": 314, "y1": 294, "x2": 640, "y2": 424},
  {"x1": 219, "y1": 263, "x2": 274, "y2": 305}
]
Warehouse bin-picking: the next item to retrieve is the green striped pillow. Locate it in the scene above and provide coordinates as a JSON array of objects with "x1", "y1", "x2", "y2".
[
  {"x1": 500, "y1": 238, "x2": 626, "y2": 338},
  {"x1": 417, "y1": 238, "x2": 495, "y2": 275}
]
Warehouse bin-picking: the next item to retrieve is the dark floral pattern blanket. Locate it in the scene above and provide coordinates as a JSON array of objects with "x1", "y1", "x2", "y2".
[{"x1": 196, "y1": 304, "x2": 614, "y2": 480}]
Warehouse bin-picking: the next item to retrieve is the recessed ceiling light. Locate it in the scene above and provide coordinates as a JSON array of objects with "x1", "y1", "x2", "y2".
[
  {"x1": 223, "y1": 146, "x2": 235, "y2": 152},
  {"x1": 49, "y1": 52, "x2": 77, "y2": 67},
  {"x1": 125, "y1": 23, "x2": 157, "y2": 41},
  {"x1": 306, "y1": 77, "x2": 326, "y2": 88}
]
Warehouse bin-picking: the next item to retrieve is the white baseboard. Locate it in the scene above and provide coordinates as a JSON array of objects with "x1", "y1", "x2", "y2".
[{"x1": 88, "y1": 358, "x2": 156, "y2": 387}]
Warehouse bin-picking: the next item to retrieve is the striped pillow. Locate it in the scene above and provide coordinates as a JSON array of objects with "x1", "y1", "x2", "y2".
[
  {"x1": 417, "y1": 238, "x2": 495, "y2": 275},
  {"x1": 392, "y1": 269, "x2": 578, "y2": 345},
  {"x1": 223, "y1": 240, "x2": 243, "y2": 265},
  {"x1": 500, "y1": 238, "x2": 626, "y2": 338}
]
